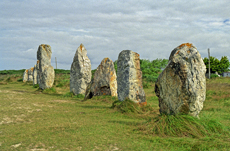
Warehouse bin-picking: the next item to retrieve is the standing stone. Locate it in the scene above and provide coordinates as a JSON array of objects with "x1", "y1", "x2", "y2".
[
  {"x1": 117, "y1": 50, "x2": 146, "y2": 105},
  {"x1": 84, "y1": 58, "x2": 117, "y2": 100},
  {"x1": 37, "y1": 44, "x2": 55, "y2": 89},
  {"x1": 33, "y1": 64, "x2": 38, "y2": 85},
  {"x1": 33, "y1": 60, "x2": 40, "y2": 85},
  {"x1": 36, "y1": 60, "x2": 40, "y2": 85},
  {"x1": 23, "y1": 69, "x2": 28, "y2": 82},
  {"x1": 70, "y1": 44, "x2": 91, "y2": 95},
  {"x1": 27, "y1": 67, "x2": 34, "y2": 81},
  {"x1": 155, "y1": 43, "x2": 206, "y2": 117}
]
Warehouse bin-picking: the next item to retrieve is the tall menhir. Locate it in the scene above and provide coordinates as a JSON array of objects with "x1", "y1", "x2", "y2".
[
  {"x1": 70, "y1": 44, "x2": 91, "y2": 95},
  {"x1": 37, "y1": 44, "x2": 55, "y2": 89},
  {"x1": 117, "y1": 50, "x2": 146, "y2": 105}
]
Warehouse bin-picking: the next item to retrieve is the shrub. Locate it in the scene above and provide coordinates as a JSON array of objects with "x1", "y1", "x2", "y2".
[
  {"x1": 143, "y1": 81, "x2": 150, "y2": 88},
  {"x1": 17, "y1": 78, "x2": 23, "y2": 82},
  {"x1": 56, "y1": 83, "x2": 64, "y2": 87},
  {"x1": 6, "y1": 77, "x2": 12, "y2": 82},
  {"x1": 211, "y1": 74, "x2": 219, "y2": 78},
  {"x1": 74, "y1": 94, "x2": 85, "y2": 98},
  {"x1": 54, "y1": 69, "x2": 70, "y2": 74},
  {"x1": 33, "y1": 84, "x2": 39, "y2": 88},
  {"x1": 139, "y1": 114, "x2": 226, "y2": 138},
  {"x1": 0, "y1": 69, "x2": 25, "y2": 75},
  {"x1": 63, "y1": 92, "x2": 75, "y2": 97},
  {"x1": 111, "y1": 98, "x2": 154, "y2": 114},
  {"x1": 43, "y1": 87, "x2": 56, "y2": 94},
  {"x1": 62, "y1": 92, "x2": 85, "y2": 99}
]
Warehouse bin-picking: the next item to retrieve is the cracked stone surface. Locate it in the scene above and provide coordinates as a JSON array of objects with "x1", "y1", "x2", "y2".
[
  {"x1": 155, "y1": 43, "x2": 206, "y2": 117},
  {"x1": 70, "y1": 44, "x2": 91, "y2": 95},
  {"x1": 37, "y1": 44, "x2": 55, "y2": 89},
  {"x1": 84, "y1": 57, "x2": 117, "y2": 100},
  {"x1": 117, "y1": 50, "x2": 146, "y2": 104}
]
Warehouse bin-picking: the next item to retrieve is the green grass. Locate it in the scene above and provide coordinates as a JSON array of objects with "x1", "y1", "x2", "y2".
[
  {"x1": 54, "y1": 69, "x2": 70, "y2": 74},
  {"x1": 42, "y1": 87, "x2": 57, "y2": 94},
  {"x1": 0, "y1": 69, "x2": 25, "y2": 75},
  {"x1": 139, "y1": 114, "x2": 227, "y2": 138},
  {"x1": 112, "y1": 99, "x2": 155, "y2": 114},
  {"x1": 0, "y1": 76, "x2": 230, "y2": 150}
]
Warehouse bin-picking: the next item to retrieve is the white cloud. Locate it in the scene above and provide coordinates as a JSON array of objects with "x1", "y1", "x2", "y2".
[{"x1": 0, "y1": 0, "x2": 230, "y2": 70}]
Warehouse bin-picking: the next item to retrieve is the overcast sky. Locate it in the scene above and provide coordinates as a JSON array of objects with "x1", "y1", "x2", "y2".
[{"x1": 0, "y1": 0, "x2": 229, "y2": 70}]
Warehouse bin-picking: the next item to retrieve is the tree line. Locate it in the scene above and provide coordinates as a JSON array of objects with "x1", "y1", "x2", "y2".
[
  {"x1": 1, "y1": 56, "x2": 229, "y2": 80},
  {"x1": 203, "y1": 56, "x2": 230, "y2": 74}
]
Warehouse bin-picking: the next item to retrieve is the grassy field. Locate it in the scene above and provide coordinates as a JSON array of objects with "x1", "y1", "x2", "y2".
[{"x1": 0, "y1": 73, "x2": 230, "y2": 151}]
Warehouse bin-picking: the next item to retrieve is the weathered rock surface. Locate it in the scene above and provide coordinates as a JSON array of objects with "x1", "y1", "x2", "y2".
[
  {"x1": 23, "y1": 69, "x2": 28, "y2": 82},
  {"x1": 84, "y1": 58, "x2": 117, "y2": 100},
  {"x1": 33, "y1": 64, "x2": 38, "y2": 85},
  {"x1": 36, "y1": 60, "x2": 40, "y2": 85},
  {"x1": 117, "y1": 50, "x2": 146, "y2": 104},
  {"x1": 37, "y1": 44, "x2": 55, "y2": 89},
  {"x1": 28, "y1": 67, "x2": 34, "y2": 81},
  {"x1": 155, "y1": 43, "x2": 206, "y2": 117},
  {"x1": 70, "y1": 44, "x2": 91, "y2": 95}
]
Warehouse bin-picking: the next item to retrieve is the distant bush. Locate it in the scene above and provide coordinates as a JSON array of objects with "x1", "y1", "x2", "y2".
[
  {"x1": 54, "y1": 69, "x2": 70, "y2": 74},
  {"x1": 6, "y1": 77, "x2": 12, "y2": 82},
  {"x1": 0, "y1": 69, "x2": 25, "y2": 75},
  {"x1": 140, "y1": 59, "x2": 168, "y2": 83},
  {"x1": 91, "y1": 69, "x2": 96, "y2": 79},
  {"x1": 113, "y1": 58, "x2": 168, "y2": 83},
  {"x1": 211, "y1": 74, "x2": 219, "y2": 78}
]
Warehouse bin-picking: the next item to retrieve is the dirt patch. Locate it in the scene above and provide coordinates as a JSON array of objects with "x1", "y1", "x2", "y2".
[
  {"x1": 0, "y1": 117, "x2": 13, "y2": 125},
  {"x1": 0, "y1": 90, "x2": 24, "y2": 94},
  {"x1": 11, "y1": 143, "x2": 21, "y2": 148},
  {"x1": 0, "y1": 115, "x2": 32, "y2": 125}
]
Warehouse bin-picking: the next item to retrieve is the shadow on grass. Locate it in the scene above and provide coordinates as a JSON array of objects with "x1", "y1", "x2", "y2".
[
  {"x1": 43, "y1": 93, "x2": 64, "y2": 97},
  {"x1": 0, "y1": 86, "x2": 11, "y2": 89},
  {"x1": 12, "y1": 90, "x2": 29, "y2": 93}
]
